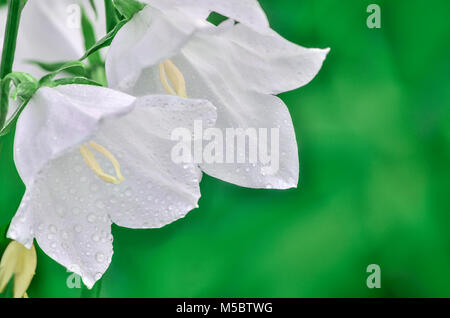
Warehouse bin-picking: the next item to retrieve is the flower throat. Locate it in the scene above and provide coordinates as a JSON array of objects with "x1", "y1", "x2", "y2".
[{"x1": 78, "y1": 59, "x2": 186, "y2": 185}]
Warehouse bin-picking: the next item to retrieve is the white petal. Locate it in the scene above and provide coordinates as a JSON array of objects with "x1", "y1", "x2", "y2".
[
  {"x1": 143, "y1": 0, "x2": 210, "y2": 20},
  {"x1": 177, "y1": 35, "x2": 302, "y2": 188},
  {"x1": 219, "y1": 23, "x2": 330, "y2": 94},
  {"x1": 119, "y1": 42, "x2": 302, "y2": 188},
  {"x1": 106, "y1": 5, "x2": 203, "y2": 91},
  {"x1": 14, "y1": 0, "x2": 105, "y2": 76},
  {"x1": 107, "y1": 1, "x2": 273, "y2": 91},
  {"x1": 10, "y1": 88, "x2": 216, "y2": 285},
  {"x1": 92, "y1": 95, "x2": 217, "y2": 228},
  {"x1": 121, "y1": 66, "x2": 298, "y2": 189},
  {"x1": 8, "y1": 178, "x2": 113, "y2": 289},
  {"x1": 14, "y1": 85, "x2": 135, "y2": 187},
  {"x1": 145, "y1": 0, "x2": 269, "y2": 29},
  {"x1": 196, "y1": 93, "x2": 299, "y2": 189}
]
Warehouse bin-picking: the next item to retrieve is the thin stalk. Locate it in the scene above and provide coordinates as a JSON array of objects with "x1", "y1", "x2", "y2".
[
  {"x1": 0, "y1": 0, "x2": 26, "y2": 77},
  {"x1": 0, "y1": 0, "x2": 26, "y2": 129}
]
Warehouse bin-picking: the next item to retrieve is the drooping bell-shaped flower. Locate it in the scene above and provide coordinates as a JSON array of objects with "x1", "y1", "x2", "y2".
[
  {"x1": 0, "y1": 241, "x2": 37, "y2": 298},
  {"x1": 106, "y1": 0, "x2": 329, "y2": 189},
  {"x1": 12, "y1": 0, "x2": 104, "y2": 76},
  {"x1": 7, "y1": 84, "x2": 216, "y2": 287}
]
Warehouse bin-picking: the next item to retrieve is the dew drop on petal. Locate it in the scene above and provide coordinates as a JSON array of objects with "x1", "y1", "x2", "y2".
[
  {"x1": 87, "y1": 214, "x2": 96, "y2": 223},
  {"x1": 49, "y1": 224, "x2": 57, "y2": 233},
  {"x1": 95, "y1": 253, "x2": 105, "y2": 263}
]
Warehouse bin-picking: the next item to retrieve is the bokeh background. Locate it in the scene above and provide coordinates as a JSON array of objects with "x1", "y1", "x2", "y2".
[{"x1": 1, "y1": 0, "x2": 450, "y2": 297}]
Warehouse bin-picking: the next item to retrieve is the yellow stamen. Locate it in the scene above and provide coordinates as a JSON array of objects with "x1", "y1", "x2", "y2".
[
  {"x1": 79, "y1": 142, "x2": 124, "y2": 184},
  {"x1": 89, "y1": 141, "x2": 124, "y2": 182},
  {"x1": 0, "y1": 241, "x2": 37, "y2": 298},
  {"x1": 159, "y1": 59, "x2": 187, "y2": 98}
]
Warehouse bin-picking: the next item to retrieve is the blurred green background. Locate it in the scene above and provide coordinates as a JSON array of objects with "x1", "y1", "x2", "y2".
[{"x1": 1, "y1": 0, "x2": 450, "y2": 297}]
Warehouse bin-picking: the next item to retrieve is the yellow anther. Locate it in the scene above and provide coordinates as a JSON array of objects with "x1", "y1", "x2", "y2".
[
  {"x1": 159, "y1": 59, "x2": 187, "y2": 98},
  {"x1": 88, "y1": 141, "x2": 125, "y2": 182},
  {"x1": 0, "y1": 241, "x2": 37, "y2": 298},
  {"x1": 79, "y1": 142, "x2": 124, "y2": 184}
]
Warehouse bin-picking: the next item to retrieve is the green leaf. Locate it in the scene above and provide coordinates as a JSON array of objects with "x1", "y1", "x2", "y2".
[
  {"x1": 38, "y1": 61, "x2": 87, "y2": 85},
  {"x1": 81, "y1": 7, "x2": 102, "y2": 67},
  {"x1": 2, "y1": 73, "x2": 37, "y2": 103},
  {"x1": 2, "y1": 72, "x2": 36, "y2": 89},
  {"x1": 10, "y1": 81, "x2": 37, "y2": 101},
  {"x1": 26, "y1": 60, "x2": 85, "y2": 76},
  {"x1": 113, "y1": 0, "x2": 145, "y2": 19},
  {"x1": 104, "y1": 0, "x2": 119, "y2": 33},
  {"x1": 79, "y1": 19, "x2": 127, "y2": 62},
  {"x1": 49, "y1": 77, "x2": 103, "y2": 87}
]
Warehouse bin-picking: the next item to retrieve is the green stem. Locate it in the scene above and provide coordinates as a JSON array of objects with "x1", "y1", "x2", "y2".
[
  {"x1": 0, "y1": 0, "x2": 26, "y2": 129},
  {"x1": 0, "y1": 0, "x2": 26, "y2": 77}
]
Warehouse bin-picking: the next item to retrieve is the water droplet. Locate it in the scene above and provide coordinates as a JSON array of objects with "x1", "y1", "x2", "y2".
[
  {"x1": 72, "y1": 207, "x2": 81, "y2": 215},
  {"x1": 96, "y1": 200, "x2": 105, "y2": 209},
  {"x1": 49, "y1": 224, "x2": 57, "y2": 233},
  {"x1": 95, "y1": 253, "x2": 105, "y2": 263},
  {"x1": 87, "y1": 214, "x2": 96, "y2": 223}
]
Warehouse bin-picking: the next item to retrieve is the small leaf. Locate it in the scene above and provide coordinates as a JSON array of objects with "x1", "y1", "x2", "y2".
[
  {"x1": 79, "y1": 19, "x2": 128, "y2": 62},
  {"x1": 50, "y1": 77, "x2": 103, "y2": 87},
  {"x1": 26, "y1": 60, "x2": 85, "y2": 76},
  {"x1": 12, "y1": 82, "x2": 37, "y2": 101},
  {"x1": 39, "y1": 61, "x2": 87, "y2": 85},
  {"x1": 2, "y1": 72, "x2": 37, "y2": 89},
  {"x1": 0, "y1": 72, "x2": 37, "y2": 129},
  {"x1": 113, "y1": 0, "x2": 145, "y2": 19}
]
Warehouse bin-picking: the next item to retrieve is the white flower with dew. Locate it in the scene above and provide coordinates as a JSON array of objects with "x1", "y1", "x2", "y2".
[
  {"x1": 3, "y1": 0, "x2": 104, "y2": 77},
  {"x1": 7, "y1": 84, "x2": 216, "y2": 287},
  {"x1": 106, "y1": 0, "x2": 330, "y2": 189}
]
